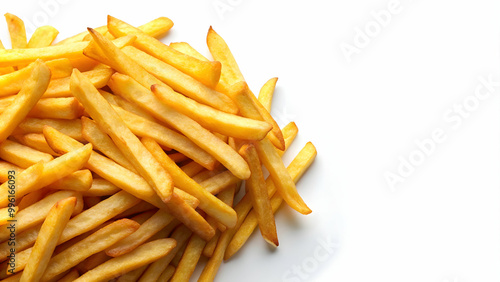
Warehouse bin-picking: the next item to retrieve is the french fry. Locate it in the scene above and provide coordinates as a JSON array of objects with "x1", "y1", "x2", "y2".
[
  {"x1": 139, "y1": 225, "x2": 192, "y2": 282},
  {"x1": 116, "y1": 265, "x2": 148, "y2": 282},
  {"x1": 0, "y1": 60, "x2": 51, "y2": 143},
  {"x1": 111, "y1": 104, "x2": 215, "y2": 170},
  {"x1": 226, "y1": 142, "x2": 317, "y2": 259},
  {"x1": 20, "y1": 197, "x2": 76, "y2": 282},
  {"x1": 0, "y1": 97, "x2": 84, "y2": 120},
  {"x1": 229, "y1": 81, "x2": 285, "y2": 150},
  {"x1": 170, "y1": 234, "x2": 206, "y2": 282},
  {"x1": 122, "y1": 46, "x2": 237, "y2": 113},
  {"x1": 0, "y1": 163, "x2": 43, "y2": 207},
  {"x1": 74, "y1": 239, "x2": 176, "y2": 282},
  {"x1": 43, "y1": 68, "x2": 114, "y2": 98},
  {"x1": 46, "y1": 170, "x2": 93, "y2": 192},
  {"x1": 27, "y1": 26, "x2": 59, "y2": 48},
  {"x1": 0, "y1": 190, "x2": 79, "y2": 241},
  {"x1": 158, "y1": 265, "x2": 176, "y2": 281},
  {"x1": 76, "y1": 251, "x2": 110, "y2": 274},
  {"x1": 81, "y1": 116, "x2": 137, "y2": 172},
  {"x1": 0, "y1": 140, "x2": 53, "y2": 168},
  {"x1": 17, "y1": 189, "x2": 48, "y2": 211},
  {"x1": 57, "y1": 269, "x2": 79, "y2": 282},
  {"x1": 101, "y1": 90, "x2": 156, "y2": 122},
  {"x1": 200, "y1": 170, "x2": 240, "y2": 195},
  {"x1": 40, "y1": 219, "x2": 140, "y2": 281},
  {"x1": 278, "y1": 121, "x2": 299, "y2": 156},
  {"x1": 0, "y1": 161, "x2": 22, "y2": 183},
  {"x1": 107, "y1": 73, "x2": 250, "y2": 179},
  {"x1": 151, "y1": 83, "x2": 272, "y2": 140},
  {"x1": 203, "y1": 228, "x2": 220, "y2": 258},
  {"x1": 168, "y1": 152, "x2": 189, "y2": 164},
  {"x1": 15, "y1": 133, "x2": 59, "y2": 156},
  {"x1": 239, "y1": 143, "x2": 278, "y2": 247},
  {"x1": 70, "y1": 68, "x2": 174, "y2": 203},
  {"x1": 0, "y1": 40, "x2": 15, "y2": 75},
  {"x1": 169, "y1": 41, "x2": 208, "y2": 61},
  {"x1": 0, "y1": 206, "x2": 17, "y2": 226},
  {"x1": 107, "y1": 16, "x2": 221, "y2": 88},
  {"x1": 5, "y1": 13, "x2": 27, "y2": 49},
  {"x1": 180, "y1": 161, "x2": 205, "y2": 178},
  {"x1": 82, "y1": 178, "x2": 120, "y2": 197},
  {"x1": 15, "y1": 118, "x2": 84, "y2": 142},
  {"x1": 142, "y1": 137, "x2": 237, "y2": 228},
  {"x1": 0, "y1": 59, "x2": 72, "y2": 98},
  {"x1": 258, "y1": 77, "x2": 278, "y2": 112},
  {"x1": 114, "y1": 201, "x2": 156, "y2": 219},
  {"x1": 0, "y1": 225, "x2": 40, "y2": 262}
]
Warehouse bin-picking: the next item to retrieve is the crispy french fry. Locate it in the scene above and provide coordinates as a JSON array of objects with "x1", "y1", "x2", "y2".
[
  {"x1": 40, "y1": 218, "x2": 140, "y2": 281},
  {"x1": 139, "y1": 225, "x2": 192, "y2": 282},
  {"x1": 122, "y1": 46, "x2": 237, "y2": 113},
  {"x1": 74, "y1": 238, "x2": 176, "y2": 282},
  {"x1": 0, "y1": 140, "x2": 53, "y2": 168},
  {"x1": 107, "y1": 73, "x2": 249, "y2": 179},
  {"x1": 76, "y1": 251, "x2": 110, "y2": 274},
  {"x1": 27, "y1": 26, "x2": 59, "y2": 48},
  {"x1": 0, "y1": 40, "x2": 15, "y2": 75},
  {"x1": 116, "y1": 265, "x2": 148, "y2": 282},
  {"x1": 0, "y1": 206, "x2": 17, "y2": 226},
  {"x1": 142, "y1": 138, "x2": 237, "y2": 228},
  {"x1": 206, "y1": 27, "x2": 244, "y2": 87},
  {"x1": 81, "y1": 116, "x2": 137, "y2": 172},
  {"x1": 229, "y1": 81, "x2": 285, "y2": 150},
  {"x1": 0, "y1": 226, "x2": 40, "y2": 262},
  {"x1": 200, "y1": 170, "x2": 240, "y2": 195},
  {"x1": 17, "y1": 189, "x2": 48, "y2": 211},
  {"x1": 5, "y1": 13, "x2": 27, "y2": 49},
  {"x1": 114, "y1": 201, "x2": 156, "y2": 219},
  {"x1": 258, "y1": 77, "x2": 278, "y2": 112},
  {"x1": 168, "y1": 152, "x2": 189, "y2": 164},
  {"x1": 0, "y1": 161, "x2": 21, "y2": 183},
  {"x1": 0, "y1": 190, "x2": 79, "y2": 241},
  {"x1": 101, "y1": 90, "x2": 156, "y2": 121},
  {"x1": 203, "y1": 228, "x2": 220, "y2": 258},
  {"x1": 107, "y1": 16, "x2": 221, "y2": 88},
  {"x1": 180, "y1": 161, "x2": 205, "y2": 178},
  {"x1": 15, "y1": 118, "x2": 84, "y2": 142},
  {"x1": 0, "y1": 60, "x2": 51, "y2": 143},
  {"x1": 15, "y1": 133, "x2": 59, "y2": 156},
  {"x1": 111, "y1": 104, "x2": 215, "y2": 170},
  {"x1": 0, "y1": 163, "x2": 43, "y2": 208},
  {"x1": 151, "y1": 83, "x2": 272, "y2": 140},
  {"x1": 158, "y1": 265, "x2": 176, "y2": 281},
  {"x1": 70, "y1": 68, "x2": 174, "y2": 202},
  {"x1": 0, "y1": 97, "x2": 84, "y2": 120},
  {"x1": 170, "y1": 234, "x2": 206, "y2": 282},
  {"x1": 226, "y1": 142, "x2": 317, "y2": 259},
  {"x1": 20, "y1": 197, "x2": 76, "y2": 282},
  {"x1": 43, "y1": 68, "x2": 114, "y2": 98},
  {"x1": 82, "y1": 178, "x2": 120, "y2": 197},
  {"x1": 169, "y1": 42, "x2": 208, "y2": 61},
  {"x1": 46, "y1": 170, "x2": 93, "y2": 192},
  {"x1": 278, "y1": 121, "x2": 299, "y2": 156},
  {"x1": 239, "y1": 143, "x2": 278, "y2": 247}
]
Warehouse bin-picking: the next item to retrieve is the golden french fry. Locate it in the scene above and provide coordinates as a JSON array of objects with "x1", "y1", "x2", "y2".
[
  {"x1": 122, "y1": 46, "x2": 237, "y2": 113},
  {"x1": 76, "y1": 251, "x2": 110, "y2": 274},
  {"x1": 139, "y1": 225, "x2": 192, "y2": 282},
  {"x1": 180, "y1": 161, "x2": 205, "y2": 178},
  {"x1": 116, "y1": 265, "x2": 148, "y2": 282},
  {"x1": 43, "y1": 68, "x2": 114, "y2": 98},
  {"x1": 0, "y1": 225, "x2": 40, "y2": 262},
  {"x1": 203, "y1": 229, "x2": 220, "y2": 258},
  {"x1": 0, "y1": 40, "x2": 15, "y2": 75},
  {"x1": 0, "y1": 60, "x2": 51, "y2": 143},
  {"x1": 0, "y1": 206, "x2": 17, "y2": 226},
  {"x1": 5, "y1": 13, "x2": 27, "y2": 49},
  {"x1": 107, "y1": 16, "x2": 221, "y2": 88},
  {"x1": 70, "y1": 68, "x2": 174, "y2": 203},
  {"x1": 167, "y1": 152, "x2": 189, "y2": 164},
  {"x1": 158, "y1": 265, "x2": 176, "y2": 281},
  {"x1": 239, "y1": 143, "x2": 278, "y2": 247},
  {"x1": 111, "y1": 104, "x2": 215, "y2": 170},
  {"x1": 100, "y1": 90, "x2": 156, "y2": 122},
  {"x1": 57, "y1": 269, "x2": 79, "y2": 282},
  {"x1": 15, "y1": 133, "x2": 59, "y2": 156},
  {"x1": 15, "y1": 118, "x2": 84, "y2": 142},
  {"x1": 114, "y1": 201, "x2": 156, "y2": 220},
  {"x1": 169, "y1": 42, "x2": 208, "y2": 61},
  {"x1": 74, "y1": 238, "x2": 176, "y2": 282},
  {"x1": 151, "y1": 83, "x2": 271, "y2": 140},
  {"x1": 17, "y1": 189, "x2": 48, "y2": 211},
  {"x1": 46, "y1": 170, "x2": 92, "y2": 192},
  {"x1": 258, "y1": 77, "x2": 278, "y2": 112},
  {"x1": 0, "y1": 97, "x2": 84, "y2": 120},
  {"x1": 0, "y1": 161, "x2": 21, "y2": 183},
  {"x1": 81, "y1": 116, "x2": 137, "y2": 172},
  {"x1": 0, "y1": 190, "x2": 79, "y2": 241},
  {"x1": 142, "y1": 137, "x2": 237, "y2": 228},
  {"x1": 107, "y1": 73, "x2": 250, "y2": 179},
  {"x1": 229, "y1": 81, "x2": 285, "y2": 150},
  {"x1": 0, "y1": 163, "x2": 44, "y2": 207},
  {"x1": 170, "y1": 234, "x2": 206, "y2": 282},
  {"x1": 278, "y1": 121, "x2": 299, "y2": 156},
  {"x1": 27, "y1": 26, "x2": 59, "y2": 48},
  {"x1": 82, "y1": 178, "x2": 120, "y2": 197},
  {"x1": 225, "y1": 142, "x2": 317, "y2": 259},
  {"x1": 20, "y1": 197, "x2": 76, "y2": 282},
  {"x1": 199, "y1": 170, "x2": 240, "y2": 195},
  {"x1": 0, "y1": 140, "x2": 53, "y2": 168},
  {"x1": 40, "y1": 219, "x2": 140, "y2": 281}
]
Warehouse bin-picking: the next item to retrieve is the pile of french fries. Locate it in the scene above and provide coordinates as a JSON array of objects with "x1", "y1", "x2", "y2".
[{"x1": 0, "y1": 13, "x2": 317, "y2": 281}]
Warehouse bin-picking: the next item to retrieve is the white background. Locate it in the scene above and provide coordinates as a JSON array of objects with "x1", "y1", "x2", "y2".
[{"x1": 1, "y1": 0, "x2": 499, "y2": 281}]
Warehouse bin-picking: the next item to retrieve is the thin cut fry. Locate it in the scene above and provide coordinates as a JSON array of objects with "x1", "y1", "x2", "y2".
[
  {"x1": 20, "y1": 197, "x2": 76, "y2": 282},
  {"x1": 16, "y1": 133, "x2": 59, "y2": 156},
  {"x1": 258, "y1": 77, "x2": 278, "y2": 112},
  {"x1": 0, "y1": 60, "x2": 51, "y2": 143},
  {"x1": 170, "y1": 234, "x2": 206, "y2": 282},
  {"x1": 15, "y1": 118, "x2": 84, "y2": 142},
  {"x1": 5, "y1": 13, "x2": 27, "y2": 49},
  {"x1": 0, "y1": 163, "x2": 44, "y2": 207},
  {"x1": 169, "y1": 42, "x2": 208, "y2": 61},
  {"x1": 43, "y1": 68, "x2": 114, "y2": 98},
  {"x1": 46, "y1": 169, "x2": 93, "y2": 192},
  {"x1": 0, "y1": 139, "x2": 53, "y2": 168},
  {"x1": 82, "y1": 178, "x2": 120, "y2": 197},
  {"x1": 27, "y1": 26, "x2": 59, "y2": 48}
]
